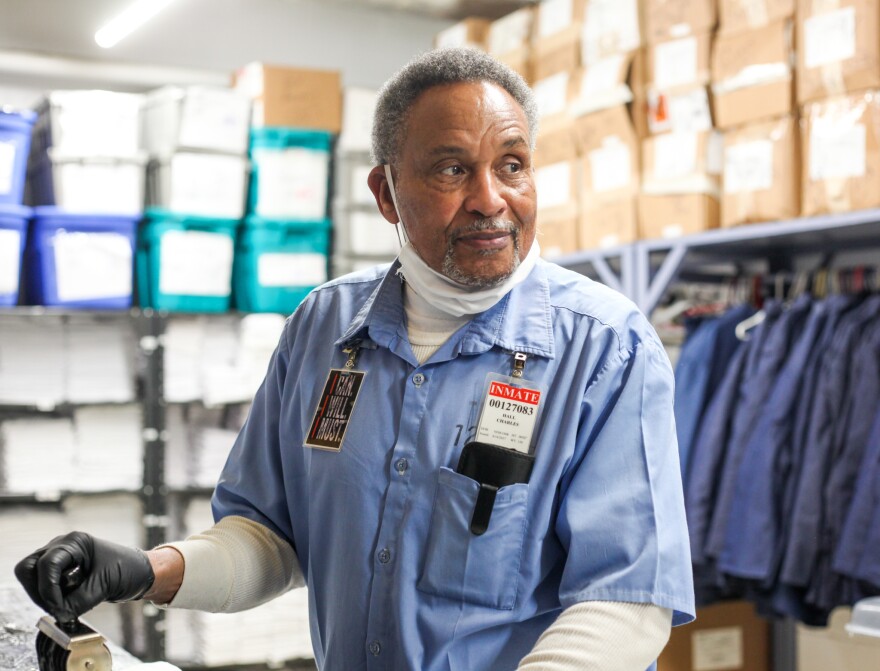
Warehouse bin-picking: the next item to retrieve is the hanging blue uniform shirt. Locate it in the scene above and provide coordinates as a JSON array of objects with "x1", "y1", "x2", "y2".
[
  {"x1": 212, "y1": 260, "x2": 695, "y2": 671},
  {"x1": 674, "y1": 304, "x2": 753, "y2": 483},
  {"x1": 718, "y1": 294, "x2": 825, "y2": 583}
]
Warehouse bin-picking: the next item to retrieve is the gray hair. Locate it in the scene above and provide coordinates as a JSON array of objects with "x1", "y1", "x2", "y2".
[{"x1": 371, "y1": 47, "x2": 538, "y2": 166}]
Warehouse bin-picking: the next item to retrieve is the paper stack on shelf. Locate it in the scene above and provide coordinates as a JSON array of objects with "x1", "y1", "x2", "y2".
[
  {"x1": 193, "y1": 426, "x2": 238, "y2": 488},
  {"x1": 0, "y1": 317, "x2": 65, "y2": 407},
  {"x1": 72, "y1": 405, "x2": 143, "y2": 492},
  {"x1": 0, "y1": 506, "x2": 67, "y2": 579},
  {"x1": 0, "y1": 417, "x2": 75, "y2": 495},
  {"x1": 66, "y1": 318, "x2": 136, "y2": 403},
  {"x1": 63, "y1": 494, "x2": 143, "y2": 547},
  {"x1": 163, "y1": 318, "x2": 205, "y2": 403},
  {"x1": 164, "y1": 405, "x2": 191, "y2": 490}
]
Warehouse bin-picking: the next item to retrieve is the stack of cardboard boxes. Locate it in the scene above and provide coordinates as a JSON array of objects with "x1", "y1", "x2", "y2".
[
  {"x1": 639, "y1": 0, "x2": 722, "y2": 239},
  {"x1": 437, "y1": 0, "x2": 880, "y2": 249},
  {"x1": 797, "y1": 0, "x2": 880, "y2": 216}
]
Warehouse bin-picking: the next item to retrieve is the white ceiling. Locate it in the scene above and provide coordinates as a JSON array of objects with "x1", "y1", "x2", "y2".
[{"x1": 0, "y1": 0, "x2": 533, "y2": 95}]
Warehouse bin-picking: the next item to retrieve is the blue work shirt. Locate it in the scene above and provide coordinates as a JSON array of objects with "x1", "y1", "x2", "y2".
[{"x1": 212, "y1": 259, "x2": 695, "y2": 671}]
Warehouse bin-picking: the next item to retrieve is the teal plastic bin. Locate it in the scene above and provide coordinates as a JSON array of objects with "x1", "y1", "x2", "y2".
[
  {"x1": 248, "y1": 128, "x2": 333, "y2": 220},
  {"x1": 234, "y1": 216, "x2": 330, "y2": 314},
  {"x1": 138, "y1": 208, "x2": 239, "y2": 312}
]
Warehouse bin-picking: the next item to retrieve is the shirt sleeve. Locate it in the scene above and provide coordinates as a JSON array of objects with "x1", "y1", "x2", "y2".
[{"x1": 555, "y1": 339, "x2": 696, "y2": 626}]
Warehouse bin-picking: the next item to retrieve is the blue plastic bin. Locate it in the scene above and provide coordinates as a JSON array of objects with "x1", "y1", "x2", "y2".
[
  {"x1": 24, "y1": 207, "x2": 138, "y2": 309},
  {"x1": 234, "y1": 216, "x2": 330, "y2": 314},
  {"x1": 0, "y1": 204, "x2": 31, "y2": 306},
  {"x1": 0, "y1": 109, "x2": 36, "y2": 206},
  {"x1": 248, "y1": 128, "x2": 333, "y2": 220},
  {"x1": 138, "y1": 208, "x2": 239, "y2": 312}
]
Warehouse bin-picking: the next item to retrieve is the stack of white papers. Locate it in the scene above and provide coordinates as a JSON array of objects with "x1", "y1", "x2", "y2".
[
  {"x1": 63, "y1": 494, "x2": 143, "y2": 547},
  {"x1": 0, "y1": 317, "x2": 66, "y2": 407},
  {"x1": 66, "y1": 317, "x2": 136, "y2": 403},
  {"x1": 192, "y1": 426, "x2": 237, "y2": 489},
  {"x1": 164, "y1": 405, "x2": 191, "y2": 490},
  {"x1": 163, "y1": 318, "x2": 205, "y2": 403},
  {"x1": 72, "y1": 405, "x2": 143, "y2": 491},
  {"x1": 0, "y1": 418, "x2": 75, "y2": 495},
  {"x1": 0, "y1": 506, "x2": 67, "y2": 581}
]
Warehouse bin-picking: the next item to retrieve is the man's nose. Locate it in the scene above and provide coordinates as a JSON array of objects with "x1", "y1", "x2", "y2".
[{"x1": 464, "y1": 168, "x2": 507, "y2": 218}]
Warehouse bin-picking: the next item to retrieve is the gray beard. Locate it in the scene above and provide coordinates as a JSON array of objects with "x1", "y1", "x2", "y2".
[{"x1": 442, "y1": 218, "x2": 521, "y2": 288}]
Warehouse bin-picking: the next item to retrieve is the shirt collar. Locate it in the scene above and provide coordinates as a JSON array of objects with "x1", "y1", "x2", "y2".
[{"x1": 335, "y1": 259, "x2": 555, "y2": 360}]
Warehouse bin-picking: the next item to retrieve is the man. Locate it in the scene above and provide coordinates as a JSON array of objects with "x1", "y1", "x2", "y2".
[{"x1": 17, "y1": 48, "x2": 694, "y2": 670}]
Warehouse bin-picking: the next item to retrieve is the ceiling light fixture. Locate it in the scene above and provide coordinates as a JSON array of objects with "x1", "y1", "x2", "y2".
[{"x1": 94, "y1": 0, "x2": 180, "y2": 49}]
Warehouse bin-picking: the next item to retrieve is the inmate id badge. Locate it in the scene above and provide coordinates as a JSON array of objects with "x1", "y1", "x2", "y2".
[
  {"x1": 304, "y1": 369, "x2": 365, "y2": 451},
  {"x1": 475, "y1": 373, "x2": 544, "y2": 454}
]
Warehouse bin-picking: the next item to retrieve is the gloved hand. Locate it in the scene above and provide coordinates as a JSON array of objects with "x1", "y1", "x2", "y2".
[{"x1": 14, "y1": 531, "x2": 155, "y2": 625}]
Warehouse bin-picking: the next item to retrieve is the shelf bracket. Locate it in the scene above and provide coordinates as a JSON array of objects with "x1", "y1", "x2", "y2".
[{"x1": 638, "y1": 243, "x2": 689, "y2": 315}]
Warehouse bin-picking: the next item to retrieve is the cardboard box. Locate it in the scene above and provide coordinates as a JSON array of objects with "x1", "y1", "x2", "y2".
[
  {"x1": 647, "y1": 86, "x2": 714, "y2": 134},
  {"x1": 532, "y1": 0, "x2": 588, "y2": 80},
  {"x1": 719, "y1": 0, "x2": 794, "y2": 33},
  {"x1": 801, "y1": 89, "x2": 880, "y2": 215},
  {"x1": 434, "y1": 18, "x2": 491, "y2": 49},
  {"x1": 533, "y1": 70, "x2": 579, "y2": 120},
  {"x1": 535, "y1": 114, "x2": 580, "y2": 166},
  {"x1": 646, "y1": 31, "x2": 713, "y2": 92},
  {"x1": 712, "y1": 19, "x2": 794, "y2": 129},
  {"x1": 488, "y1": 6, "x2": 534, "y2": 56},
  {"x1": 575, "y1": 105, "x2": 640, "y2": 200},
  {"x1": 642, "y1": 130, "x2": 724, "y2": 193},
  {"x1": 797, "y1": 607, "x2": 880, "y2": 671},
  {"x1": 535, "y1": 159, "x2": 580, "y2": 220},
  {"x1": 644, "y1": 0, "x2": 717, "y2": 44},
  {"x1": 580, "y1": 197, "x2": 639, "y2": 248},
  {"x1": 796, "y1": 0, "x2": 880, "y2": 105},
  {"x1": 538, "y1": 213, "x2": 580, "y2": 257},
  {"x1": 638, "y1": 192, "x2": 719, "y2": 238},
  {"x1": 657, "y1": 601, "x2": 770, "y2": 671},
  {"x1": 722, "y1": 115, "x2": 800, "y2": 226},
  {"x1": 233, "y1": 63, "x2": 341, "y2": 132},
  {"x1": 581, "y1": 0, "x2": 646, "y2": 66},
  {"x1": 496, "y1": 47, "x2": 533, "y2": 83},
  {"x1": 570, "y1": 49, "x2": 647, "y2": 117}
]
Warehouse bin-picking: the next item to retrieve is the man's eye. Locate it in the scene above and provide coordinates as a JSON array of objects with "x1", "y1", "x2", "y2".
[
  {"x1": 503, "y1": 162, "x2": 522, "y2": 173},
  {"x1": 440, "y1": 165, "x2": 464, "y2": 176}
]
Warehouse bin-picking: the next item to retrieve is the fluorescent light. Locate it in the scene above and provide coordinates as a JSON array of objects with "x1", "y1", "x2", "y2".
[{"x1": 95, "y1": 0, "x2": 180, "y2": 49}]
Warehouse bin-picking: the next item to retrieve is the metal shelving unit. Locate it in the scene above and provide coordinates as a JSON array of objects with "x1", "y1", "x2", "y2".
[{"x1": 556, "y1": 208, "x2": 880, "y2": 314}]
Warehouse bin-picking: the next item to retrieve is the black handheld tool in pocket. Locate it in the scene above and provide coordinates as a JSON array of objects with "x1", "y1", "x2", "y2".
[{"x1": 456, "y1": 441, "x2": 535, "y2": 536}]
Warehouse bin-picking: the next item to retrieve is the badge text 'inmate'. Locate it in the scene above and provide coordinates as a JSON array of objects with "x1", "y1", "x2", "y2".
[{"x1": 477, "y1": 381, "x2": 542, "y2": 453}]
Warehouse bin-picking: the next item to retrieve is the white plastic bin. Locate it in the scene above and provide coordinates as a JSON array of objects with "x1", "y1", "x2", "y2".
[
  {"x1": 333, "y1": 206, "x2": 401, "y2": 258},
  {"x1": 334, "y1": 151, "x2": 375, "y2": 206},
  {"x1": 147, "y1": 152, "x2": 249, "y2": 219},
  {"x1": 140, "y1": 86, "x2": 252, "y2": 156},
  {"x1": 33, "y1": 90, "x2": 144, "y2": 158}
]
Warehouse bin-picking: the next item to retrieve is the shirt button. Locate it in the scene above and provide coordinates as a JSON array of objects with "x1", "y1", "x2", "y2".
[
  {"x1": 378, "y1": 547, "x2": 392, "y2": 564},
  {"x1": 395, "y1": 458, "x2": 408, "y2": 474},
  {"x1": 412, "y1": 373, "x2": 425, "y2": 386},
  {"x1": 369, "y1": 640, "x2": 381, "y2": 656}
]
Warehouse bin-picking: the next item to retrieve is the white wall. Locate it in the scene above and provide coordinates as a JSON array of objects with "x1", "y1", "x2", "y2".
[{"x1": 0, "y1": 0, "x2": 451, "y2": 102}]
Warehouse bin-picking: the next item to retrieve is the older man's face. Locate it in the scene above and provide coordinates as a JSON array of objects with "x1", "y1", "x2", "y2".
[{"x1": 380, "y1": 81, "x2": 537, "y2": 287}]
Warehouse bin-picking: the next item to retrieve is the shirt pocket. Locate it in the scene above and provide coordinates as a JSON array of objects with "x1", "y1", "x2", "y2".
[{"x1": 417, "y1": 466, "x2": 529, "y2": 610}]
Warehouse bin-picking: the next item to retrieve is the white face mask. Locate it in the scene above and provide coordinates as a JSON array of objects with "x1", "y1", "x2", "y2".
[{"x1": 383, "y1": 164, "x2": 540, "y2": 318}]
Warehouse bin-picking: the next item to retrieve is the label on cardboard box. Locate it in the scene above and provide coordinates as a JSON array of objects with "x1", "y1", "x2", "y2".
[
  {"x1": 539, "y1": 0, "x2": 573, "y2": 38},
  {"x1": 536, "y1": 162, "x2": 572, "y2": 209},
  {"x1": 159, "y1": 230, "x2": 233, "y2": 297},
  {"x1": 54, "y1": 232, "x2": 133, "y2": 301},
  {"x1": 582, "y1": 0, "x2": 640, "y2": 65},
  {"x1": 0, "y1": 140, "x2": 15, "y2": 195},
  {"x1": 489, "y1": 8, "x2": 531, "y2": 54},
  {"x1": 581, "y1": 54, "x2": 627, "y2": 98},
  {"x1": 654, "y1": 132, "x2": 698, "y2": 180},
  {"x1": 809, "y1": 120, "x2": 866, "y2": 181},
  {"x1": 649, "y1": 88, "x2": 713, "y2": 134},
  {"x1": 725, "y1": 139, "x2": 774, "y2": 193},
  {"x1": 692, "y1": 626, "x2": 744, "y2": 671},
  {"x1": 534, "y1": 72, "x2": 571, "y2": 117},
  {"x1": 258, "y1": 252, "x2": 327, "y2": 287},
  {"x1": 437, "y1": 22, "x2": 470, "y2": 48},
  {"x1": 0, "y1": 229, "x2": 21, "y2": 294},
  {"x1": 804, "y1": 7, "x2": 856, "y2": 69},
  {"x1": 655, "y1": 37, "x2": 699, "y2": 90},
  {"x1": 589, "y1": 137, "x2": 632, "y2": 192}
]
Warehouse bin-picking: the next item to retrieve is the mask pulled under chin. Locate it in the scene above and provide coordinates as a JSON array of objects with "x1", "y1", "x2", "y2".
[{"x1": 395, "y1": 239, "x2": 540, "y2": 318}]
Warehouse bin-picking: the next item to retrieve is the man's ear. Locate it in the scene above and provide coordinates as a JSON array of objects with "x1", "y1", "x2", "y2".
[{"x1": 367, "y1": 166, "x2": 400, "y2": 224}]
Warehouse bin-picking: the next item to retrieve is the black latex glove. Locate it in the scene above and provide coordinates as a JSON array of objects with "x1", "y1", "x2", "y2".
[{"x1": 14, "y1": 531, "x2": 155, "y2": 625}]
